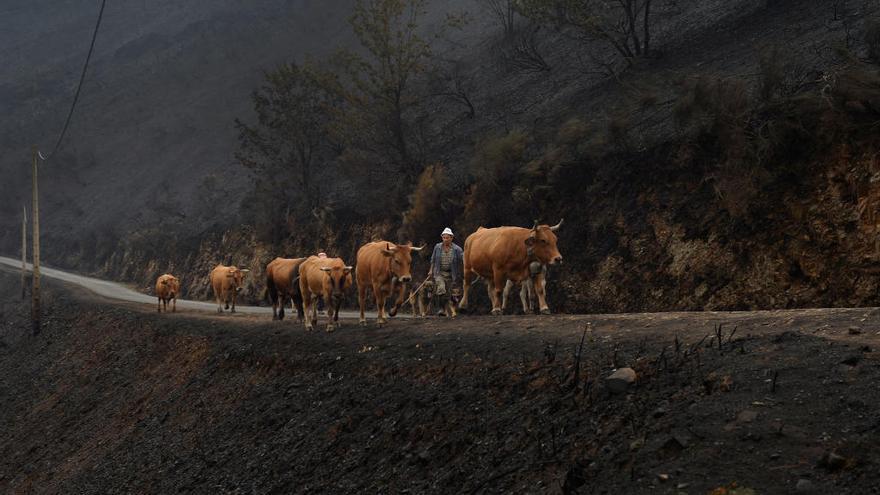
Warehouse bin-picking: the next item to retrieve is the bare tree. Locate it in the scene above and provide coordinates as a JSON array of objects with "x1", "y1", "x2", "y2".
[
  {"x1": 482, "y1": 0, "x2": 519, "y2": 39},
  {"x1": 502, "y1": 25, "x2": 552, "y2": 73},
  {"x1": 518, "y1": 0, "x2": 655, "y2": 66},
  {"x1": 430, "y1": 58, "x2": 477, "y2": 118}
]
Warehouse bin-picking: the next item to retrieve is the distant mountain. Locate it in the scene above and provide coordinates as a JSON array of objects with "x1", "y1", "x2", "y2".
[{"x1": 1, "y1": 1, "x2": 365, "y2": 243}]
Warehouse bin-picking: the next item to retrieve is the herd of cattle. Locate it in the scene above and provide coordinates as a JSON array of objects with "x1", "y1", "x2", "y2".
[{"x1": 154, "y1": 221, "x2": 563, "y2": 331}]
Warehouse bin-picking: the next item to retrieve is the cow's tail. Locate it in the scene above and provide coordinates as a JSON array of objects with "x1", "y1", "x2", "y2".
[
  {"x1": 291, "y1": 276, "x2": 304, "y2": 318},
  {"x1": 265, "y1": 273, "x2": 277, "y2": 305}
]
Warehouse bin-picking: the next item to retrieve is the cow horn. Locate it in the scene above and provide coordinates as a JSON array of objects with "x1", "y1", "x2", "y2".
[
  {"x1": 410, "y1": 244, "x2": 425, "y2": 252},
  {"x1": 239, "y1": 269, "x2": 250, "y2": 273},
  {"x1": 320, "y1": 267, "x2": 332, "y2": 272},
  {"x1": 549, "y1": 219, "x2": 564, "y2": 231},
  {"x1": 532, "y1": 220, "x2": 539, "y2": 231},
  {"x1": 343, "y1": 266, "x2": 353, "y2": 274}
]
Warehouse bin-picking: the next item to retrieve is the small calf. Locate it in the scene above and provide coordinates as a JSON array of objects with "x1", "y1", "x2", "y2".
[{"x1": 156, "y1": 274, "x2": 180, "y2": 313}]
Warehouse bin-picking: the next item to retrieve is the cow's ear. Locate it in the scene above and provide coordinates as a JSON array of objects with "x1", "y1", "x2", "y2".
[
  {"x1": 382, "y1": 249, "x2": 393, "y2": 257},
  {"x1": 524, "y1": 236, "x2": 535, "y2": 247}
]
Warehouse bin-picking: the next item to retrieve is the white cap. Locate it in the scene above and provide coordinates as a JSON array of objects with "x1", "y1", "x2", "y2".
[{"x1": 441, "y1": 227, "x2": 454, "y2": 237}]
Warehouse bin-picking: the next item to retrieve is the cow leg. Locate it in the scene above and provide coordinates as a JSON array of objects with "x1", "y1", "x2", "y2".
[
  {"x1": 325, "y1": 293, "x2": 337, "y2": 332},
  {"x1": 293, "y1": 293, "x2": 304, "y2": 321},
  {"x1": 459, "y1": 269, "x2": 474, "y2": 310},
  {"x1": 172, "y1": 297, "x2": 176, "y2": 313},
  {"x1": 389, "y1": 282, "x2": 405, "y2": 317},
  {"x1": 490, "y1": 272, "x2": 505, "y2": 316},
  {"x1": 374, "y1": 283, "x2": 387, "y2": 325},
  {"x1": 534, "y1": 271, "x2": 550, "y2": 314},
  {"x1": 303, "y1": 294, "x2": 316, "y2": 331},
  {"x1": 520, "y1": 281, "x2": 531, "y2": 314},
  {"x1": 216, "y1": 293, "x2": 223, "y2": 313},
  {"x1": 311, "y1": 295, "x2": 319, "y2": 329},
  {"x1": 358, "y1": 283, "x2": 367, "y2": 326},
  {"x1": 302, "y1": 292, "x2": 311, "y2": 331},
  {"x1": 328, "y1": 298, "x2": 342, "y2": 333},
  {"x1": 483, "y1": 279, "x2": 500, "y2": 315},
  {"x1": 502, "y1": 279, "x2": 514, "y2": 313},
  {"x1": 268, "y1": 285, "x2": 278, "y2": 320},
  {"x1": 278, "y1": 297, "x2": 286, "y2": 321},
  {"x1": 157, "y1": 297, "x2": 162, "y2": 313},
  {"x1": 230, "y1": 292, "x2": 237, "y2": 313}
]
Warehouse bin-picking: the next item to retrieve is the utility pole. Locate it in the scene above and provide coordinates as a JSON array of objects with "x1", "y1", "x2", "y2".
[
  {"x1": 31, "y1": 146, "x2": 40, "y2": 335},
  {"x1": 21, "y1": 205, "x2": 27, "y2": 301}
]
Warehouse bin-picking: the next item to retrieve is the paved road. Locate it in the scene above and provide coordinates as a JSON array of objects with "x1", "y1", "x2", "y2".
[{"x1": 0, "y1": 256, "x2": 396, "y2": 320}]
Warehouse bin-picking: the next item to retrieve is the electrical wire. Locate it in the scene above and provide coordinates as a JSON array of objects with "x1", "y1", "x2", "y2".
[{"x1": 41, "y1": 0, "x2": 107, "y2": 161}]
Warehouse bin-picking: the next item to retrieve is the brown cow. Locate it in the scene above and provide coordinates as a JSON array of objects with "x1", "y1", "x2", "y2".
[
  {"x1": 265, "y1": 257, "x2": 307, "y2": 321},
  {"x1": 356, "y1": 241, "x2": 424, "y2": 326},
  {"x1": 459, "y1": 220, "x2": 562, "y2": 315},
  {"x1": 155, "y1": 274, "x2": 180, "y2": 313},
  {"x1": 299, "y1": 255, "x2": 352, "y2": 332},
  {"x1": 210, "y1": 264, "x2": 250, "y2": 313}
]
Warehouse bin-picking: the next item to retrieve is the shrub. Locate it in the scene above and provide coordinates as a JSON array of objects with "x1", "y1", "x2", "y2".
[
  {"x1": 472, "y1": 129, "x2": 530, "y2": 189},
  {"x1": 556, "y1": 117, "x2": 590, "y2": 145},
  {"x1": 400, "y1": 163, "x2": 449, "y2": 243}
]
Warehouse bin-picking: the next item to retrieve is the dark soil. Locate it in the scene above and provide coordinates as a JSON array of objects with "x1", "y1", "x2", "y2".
[{"x1": 2, "y1": 269, "x2": 880, "y2": 494}]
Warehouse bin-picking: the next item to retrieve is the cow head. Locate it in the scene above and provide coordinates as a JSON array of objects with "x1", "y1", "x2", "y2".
[
  {"x1": 227, "y1": 267, "x2": 250, "y2": 292},
  {"x1": 320, "y1": 263, "x2": 353, "y2": 303},
  {"x1": 525, "y1": 219, "x2": 563, "y2": 265},
  {"x1": 168, "y1": 276, "x2": 180, "y2": 296},
  {"x1": 382, "y1": 242, "x2": 424, "y2": 284},
  {"x1": 160, "y1": 275, "x2": 181, "y2": 296}
]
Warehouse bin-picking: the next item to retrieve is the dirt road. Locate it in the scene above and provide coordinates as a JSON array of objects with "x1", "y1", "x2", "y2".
[
  {"x1": 0, "y1": 255, "x2": 394, "y2": 320},
  {"x1": 2, "y1": 266, "x2": 880, "y2": 493}
]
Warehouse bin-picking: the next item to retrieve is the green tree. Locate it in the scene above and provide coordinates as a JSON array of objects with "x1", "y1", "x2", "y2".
[
  {"x1": 235, "y1": 62, "x2": 336, "y2": 241},
  {"x1": 327, "y1": 0, "x2": 433, "y2": 194}
]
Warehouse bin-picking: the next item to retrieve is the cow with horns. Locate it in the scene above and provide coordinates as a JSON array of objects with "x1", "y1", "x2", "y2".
[
  {"x1": 355, "y1": 241, "x2": 424, "y2": 326},
  {"x1": 459, "y1": 220, "x2": 563, "y2": 315},
  {"x1": 299, "y1": 255, "x2": 353, "y2": 332}
]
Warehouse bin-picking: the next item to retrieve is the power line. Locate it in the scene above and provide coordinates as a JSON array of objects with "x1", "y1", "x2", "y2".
[{"x1": 41, "y1": 0, "x2": 107, "y2": 161}]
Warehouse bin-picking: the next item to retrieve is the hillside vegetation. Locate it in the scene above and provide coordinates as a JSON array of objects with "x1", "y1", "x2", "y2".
[{"x1": 10, "y1": 0, "x2": 880, "y2": 313}]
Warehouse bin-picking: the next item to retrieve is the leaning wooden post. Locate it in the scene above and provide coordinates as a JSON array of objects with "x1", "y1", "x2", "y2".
[
  {"x1": 31, "y1": 146, "x2": 41, "y2": 335},
  {"x1": 21, "y1": 205, "x2": 27, "y2": 300}
]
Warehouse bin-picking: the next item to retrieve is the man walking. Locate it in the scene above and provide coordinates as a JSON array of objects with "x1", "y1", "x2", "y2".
[{"x1": 428, "y1": 227, "x2": 463, "y2": 316}]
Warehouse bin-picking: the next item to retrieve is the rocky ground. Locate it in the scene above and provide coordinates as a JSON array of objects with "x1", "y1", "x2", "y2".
[{"x1": 2, "y1": 268, "x2": 880, "y2": 494}]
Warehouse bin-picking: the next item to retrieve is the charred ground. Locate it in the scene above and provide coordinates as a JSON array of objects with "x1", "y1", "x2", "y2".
[{"x1": 3, "y1": 271, "x2": 880, "y2": 493}]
